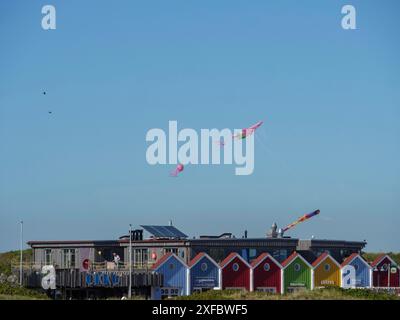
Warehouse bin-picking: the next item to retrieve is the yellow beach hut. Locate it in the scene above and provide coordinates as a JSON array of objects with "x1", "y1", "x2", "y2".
[{"x1": 312, "y1": 252, "x2": 341, "y2": 288}]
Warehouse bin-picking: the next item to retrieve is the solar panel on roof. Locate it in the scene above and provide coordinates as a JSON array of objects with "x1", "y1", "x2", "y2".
[{"x1": 141, "y1": 225, "x2": 188, "y2": 239}]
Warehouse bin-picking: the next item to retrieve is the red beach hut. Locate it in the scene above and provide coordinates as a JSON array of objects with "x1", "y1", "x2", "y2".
[
  {"x1": 220, "y1": 252, "x2": 251, "y2": 291},
  {"x1": 251, "y1": 253, "x2": 282, "y2": 294},
  {"x1": 371, "y1": 254, "x2": 400, "y2": 288}
]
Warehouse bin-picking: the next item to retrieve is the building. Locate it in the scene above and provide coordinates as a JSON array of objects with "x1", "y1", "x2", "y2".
[
  {"x1": 220, "y1": 252, "x2": 251, "y2": 291},
  {"x1": 282, "y1": 252, "x2": 313, "y2": 293},
  {"x1": 251, "y1": 253, "x2": 282, "y2": 294},
  {"x1": 28, "y1": 240, "x2": 124, "y2": 271},
  {"x1": 371, "y1": 254, "x2": 400, "y2": 288},
  {"x1": 24, "y1": 224, "x2": 367, "y2": 297},
  {"x1": 151, "y1": 253, "x2": 189, "y2": 297},
  {"x1": 27, "y1": 225, "x2": 366, "y2": 271},
  {"x1": 312, "y1": 252, "x2": 341, "y2": 288},
  {"x1": 188, "y1": 252, "x2": 221, "y2": 293},
  {"x1": 297, "y1": 239, "x2": 366, "y2": 264},
  {"x1": 340, "y1": 253, "x2": 372, "y2": 288}
]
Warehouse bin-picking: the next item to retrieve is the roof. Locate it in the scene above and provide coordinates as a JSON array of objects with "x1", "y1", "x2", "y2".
[
  {"x1": 152, "y1": 253, "x2": 188, "y2": 271},
  {"x1": 251, "y1": 253, "x2": 282, "y2": 269},
  {"x1": 27, "y1": 240, "x2": 120, "y2": 246},
  {"x1": 370, "y1": 254, "x2": 398, "y2": 267},
  {"x1": 189, "y1": 252, "x2": 207, "y2": 267},
  {"x1": 141, "y1": 225, "x2": 188, "y2": 239},
  {"x1": 341, "y1": 253, "x2": 358, "y2": 267},
  {"x1": 219, "y1": 252, "x2": 250, "y2": 269},
  {"x1": 188, "y1": 252, "x2": 220, "y2": 269},
  {"x1": 312, "y1": 252, "x2": 340, "y2": 268},
  {"x1": 340, "y1": 253, "x2": 371, "y2": 269},
  {"x1": 152, "y1": 253, "x2": 175, "y2": 270},
  {"x1": 281, "y1": 251, "x2": 312, "y2": 268}
]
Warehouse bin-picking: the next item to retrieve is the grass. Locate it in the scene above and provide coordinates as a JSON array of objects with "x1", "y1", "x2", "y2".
[
  {"x1": 0, "y1": 283, "x2": 49, "y2": 300},
  {"x1": 177, "y1": 287, "x2": 400, "y2": 300},
  {"x1": 0, "y1": 294, "x2": 48, "y2": 300}
]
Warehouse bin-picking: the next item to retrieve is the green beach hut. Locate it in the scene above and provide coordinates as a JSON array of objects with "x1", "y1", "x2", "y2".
[{"x1": 281, "y1": 252, "x2": 313, "y2": 294}]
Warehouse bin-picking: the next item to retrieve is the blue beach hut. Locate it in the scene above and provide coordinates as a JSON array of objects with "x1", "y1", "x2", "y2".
[
  {"x1": 188, "y1": 252, "x2": 221, "y2": 293},
  {"x1": 341, "y1": 253, "x2": 372, "y2": 288},
  {"x1": 152, "y1": 253, "x2": 189, "y2": 298}
]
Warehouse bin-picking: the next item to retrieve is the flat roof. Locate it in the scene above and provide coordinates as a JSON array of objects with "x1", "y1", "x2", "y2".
[{"x1": 27, "y1": 237, "x2": 367, "y2": 248}]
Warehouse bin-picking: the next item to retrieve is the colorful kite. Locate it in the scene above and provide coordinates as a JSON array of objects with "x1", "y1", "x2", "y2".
[
  {"x1": 170, "y1": 163, "x2": 184, "y2": 177},
  {"x1": 219, "y1": 121, "x2": 264, "y2": 146},
  {"x1": 281, "y1": 209, "x2": 320, "y2": 234}
]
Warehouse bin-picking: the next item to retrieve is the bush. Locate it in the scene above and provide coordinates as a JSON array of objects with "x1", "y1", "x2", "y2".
[{"x1": 0, "y1": 249, "x2": 32, "y2": 275}]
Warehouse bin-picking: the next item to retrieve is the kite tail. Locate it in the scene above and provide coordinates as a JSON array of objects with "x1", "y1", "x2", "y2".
[
  {"x1": 216, "y1": 140, "x2": 225, "y2": 147},
  {"x1": 169, "y1": 170, "x2": 179, "y2": 177}
]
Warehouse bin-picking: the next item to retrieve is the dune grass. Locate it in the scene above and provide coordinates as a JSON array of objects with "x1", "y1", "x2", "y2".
[{"x1": 177, "y1": 287, "x2": 400, "y2": 300}]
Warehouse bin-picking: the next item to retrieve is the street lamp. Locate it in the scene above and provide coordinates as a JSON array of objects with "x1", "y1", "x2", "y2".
[
  {"x1": 19, "y1": 220, "x2": 23, "y2": 286},
  {"x1": 128, "y1": 223, "x2": 132, "y2": 299}
]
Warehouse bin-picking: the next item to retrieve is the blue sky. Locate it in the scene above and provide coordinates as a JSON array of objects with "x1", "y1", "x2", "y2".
[{"x1": 0, "y1": 1, "x2": 399, "y2": 252}]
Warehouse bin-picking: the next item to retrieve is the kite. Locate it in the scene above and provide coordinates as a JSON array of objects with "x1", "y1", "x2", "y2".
[
  {"x1": 218, "y1": 121, "x2": 264, "y2": 146},
  {"x1": 280, "y1": 209, "x2": 320, "y2": 236},
  {"x1": 170, "y1": 164, "x2": 184, "y2": 177},
  {"x1": 42, "y1": 90, "x2": 53, "y2": 114}
]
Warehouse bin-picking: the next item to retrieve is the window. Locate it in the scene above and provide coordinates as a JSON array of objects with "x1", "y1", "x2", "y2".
[
  {"x1": 354, "y1": 264, "x2": 359, "y2": 271},
  {"x1": 169, "y1": 263, "x2": 175, "y2": 270},
  {"x1": 133, "y1": 249, "x2": 149, "y2": 268},
  {"x1": 232, "y1": 263, "x2": 240, "y2": 272},
  {"x1": 256, "y1": 287, "x2": 276, "y2": 293},
  {"x1": 160, "y1": 287, "x2": 180, "y2": 297},
  {"x1": 201, "y1": 262, "x2": 208, "y2": 272},
  {"x1": 165, "y1": 248, "x2": 178, "y2": 255},
  {"x1": 287, "y1": 287, "x2": 306, "y2": 294},
  {"x1": 273, "y1": 249, "x2": 287, "y2": 261},
  {"x1": 294, "y1": 263, "x2": 301, "y2": 272},
  {"x1": 45, "y1": 249, "x2": 52, "y2": 265},
  {"x1": 324, "y1": 263, "x2": 331, "y2": 272},
  {"x1": 249, "y1": 249, "x2": 257, "y2": 259},
  {"x1": 263, "y1": 263, "x2": 270, "y2": 272},
  {"x1": 280, "y1": 250, "x2": 287, "y2": 259},
  {"x1": 62, "y1": 249, "x2": 76, "y2": 268},
  {"x1": 382, "y1": 264, "x2": 388, "y2": 271}
]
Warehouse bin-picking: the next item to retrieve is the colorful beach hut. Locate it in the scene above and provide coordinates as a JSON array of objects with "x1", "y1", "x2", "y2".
[
  {"x1": 340, "y1": 253, "x2": 372, "y2": 288},
  {"x1": 251, "y1": 253, "x2": 282, "y2": 294},
  {"x1": 312, "y1": 252, "x2": 341, "y2": 288},
  {"x1": 281, "y1": 252, "x2": 313, "y2": 293},
  {"x1": 152, "y1": 253, "x2": 189, "y2": 298},
  {"x1": 220, "y1": 252, "x2": 251, "y2": 291},
  {"x1": 188, "y1": 252, "x2": 221, "y2": 293},
  {"x1": 371, "y1": 254, "x2": 400, "y2": 288}
]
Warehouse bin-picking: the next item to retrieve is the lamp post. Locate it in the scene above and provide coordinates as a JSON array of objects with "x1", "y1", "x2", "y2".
[
  {"x1": 128, "y1": 223, "x2": 132, "y2": 299},
  {"x1": 19, "y1": 220, "x2": 23, "y2": 286}
]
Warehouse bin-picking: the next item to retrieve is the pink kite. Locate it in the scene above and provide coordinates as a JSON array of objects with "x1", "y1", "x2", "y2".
[
  {"x1": 170, "y1": 164, "x2": 184, "y2": 177},
  {"x1": 218, "y1": 121, "x2": 264, "y2": 146}
]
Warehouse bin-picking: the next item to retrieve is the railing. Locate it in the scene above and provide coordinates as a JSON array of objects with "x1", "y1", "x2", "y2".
[{"x1": 11, "y1": 261, "x2": 157, "y2": 272}]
